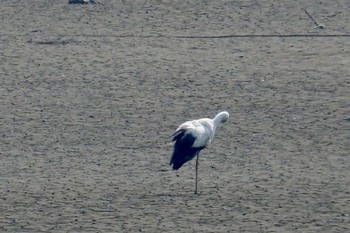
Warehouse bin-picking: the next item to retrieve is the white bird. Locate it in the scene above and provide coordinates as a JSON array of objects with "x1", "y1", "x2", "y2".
[{"x1": 170, "y1": 111, "x2": 229, "y2": 194}]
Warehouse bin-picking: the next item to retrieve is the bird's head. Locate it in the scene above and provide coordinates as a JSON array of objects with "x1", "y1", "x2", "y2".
[
  {"x1": 215, "y1": 111, "x2": 229, "y2": 123},
  {"x1": 212, "y1": 111, "x2": 230, "y2": 133}
]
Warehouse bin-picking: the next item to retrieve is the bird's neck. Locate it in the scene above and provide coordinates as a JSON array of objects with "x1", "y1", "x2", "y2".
[
  {"x1": 213, "y1": 112, "x2": 227, "y2": 131},
  {"x1": 212, "y1": 117, "x2": 222, "y2": 132}
]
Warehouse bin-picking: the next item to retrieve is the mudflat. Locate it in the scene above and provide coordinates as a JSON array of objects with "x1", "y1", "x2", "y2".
[{"x1": 1, "y1": 1, "x2": 349, "y2": 232}]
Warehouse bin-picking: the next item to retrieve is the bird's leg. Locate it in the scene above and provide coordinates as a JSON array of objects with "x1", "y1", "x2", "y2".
[{"x1": 194, "y1": 154, "x2": 199, "y2": 194}]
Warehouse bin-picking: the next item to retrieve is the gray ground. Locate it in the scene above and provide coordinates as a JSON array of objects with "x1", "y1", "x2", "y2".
[{"x1": 0, "y1": 0, "x2": 349, "y2": 232}]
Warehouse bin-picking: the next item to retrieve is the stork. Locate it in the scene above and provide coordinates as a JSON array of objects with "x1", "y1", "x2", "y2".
[{"x1": 170, "y1": 111, "x2": 229, "y2": 194}]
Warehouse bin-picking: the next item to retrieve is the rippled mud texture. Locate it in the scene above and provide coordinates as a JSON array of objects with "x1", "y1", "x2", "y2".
[{"x1": 1, "y1": 1, "x2": 349, "y2": 232}]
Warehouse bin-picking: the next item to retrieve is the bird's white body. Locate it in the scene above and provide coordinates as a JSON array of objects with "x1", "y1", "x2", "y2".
[
  {"x1": 170, "y1": 112, "x2": 229, "y2": 166},
  {"x1": 175, "y1": 119, "x2": 213, "y2": 148},
  {"x1": 170, "y1": 111, "x2": 229, "y2": 193},
  {"x1": 174, "y1": 111, "x2": 229, "y2": 148}
]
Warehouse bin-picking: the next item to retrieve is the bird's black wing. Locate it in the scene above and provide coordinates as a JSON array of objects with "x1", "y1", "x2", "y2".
[
  {"x1": 170, "y1": 129, "x2": 205, "y2": 170},
  {"x1": 172, "y1": 129, "x2": 185, "y2": 141}
]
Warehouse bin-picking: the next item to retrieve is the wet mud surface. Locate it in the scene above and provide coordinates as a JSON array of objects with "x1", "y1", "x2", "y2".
[{"x1": 1, "y1": 1, "x2": 349, "y2": 232}]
